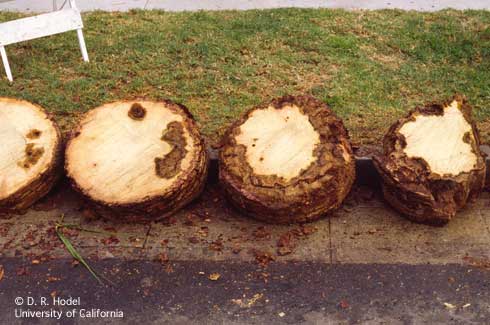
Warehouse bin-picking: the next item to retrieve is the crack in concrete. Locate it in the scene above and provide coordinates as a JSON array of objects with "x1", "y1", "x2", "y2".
[{"x1": 142, "y1": 223, "x2": 152, "y2": 249}]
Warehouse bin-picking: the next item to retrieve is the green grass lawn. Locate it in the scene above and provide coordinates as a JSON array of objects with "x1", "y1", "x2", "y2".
[{"x1": 1, "y1": 9, "x2": 489, "y2": 146}]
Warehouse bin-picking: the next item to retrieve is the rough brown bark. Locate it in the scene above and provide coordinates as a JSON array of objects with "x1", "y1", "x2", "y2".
[
  {"x1": 65, "y1": 100, "x2": 208, "y2": 222},
  {"x1": 0, "y1": 98, "x2": 62, "y2": 214},
  {"x1": 374, "y1": 95, "x2": 486, "y2": 226},
  {"x1": 219, "y1": 95, "x2": 356, "y2": 224}
]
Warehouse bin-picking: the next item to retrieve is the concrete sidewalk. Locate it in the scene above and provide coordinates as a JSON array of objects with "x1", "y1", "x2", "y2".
[
  {"x1": 0, "y1": 0, "x2": 489, "y2": 13},
  {"x1": 1, "y1": 179, "x2": 488, "y2": 265}
]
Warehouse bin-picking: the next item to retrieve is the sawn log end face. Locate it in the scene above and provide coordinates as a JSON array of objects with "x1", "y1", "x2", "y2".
[
  {"x1": 374, "y1": 95, "x2": 486, "y2": 226},
  {"x1": 0, "y1": 98, "x2": 62, "y2": 215},
  {"x1": 65, "y1": 100, "x2": 208, "y2": 222},
  {"x1": 219, "y1": 95, "x2": 356, "y2": 224}
]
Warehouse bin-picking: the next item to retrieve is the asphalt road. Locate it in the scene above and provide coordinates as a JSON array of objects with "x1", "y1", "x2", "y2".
[{"x1": 1, "y1": 258, "x2": 489, "y2": 324}]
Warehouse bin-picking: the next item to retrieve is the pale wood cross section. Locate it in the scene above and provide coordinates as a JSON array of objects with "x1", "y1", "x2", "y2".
[{"x1": 0, "y1": 0, "x2": 89, "y2": 82}]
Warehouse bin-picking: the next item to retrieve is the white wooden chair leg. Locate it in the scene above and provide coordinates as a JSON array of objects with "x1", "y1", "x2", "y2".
[
  {"x1": 0, "y1": 46, "x2": 13, "y2": 82},
  {"x1": 76, "y1": 29, "x2": 89, "y2": 62}
]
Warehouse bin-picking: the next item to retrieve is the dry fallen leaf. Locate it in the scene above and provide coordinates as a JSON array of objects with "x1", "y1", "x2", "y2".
[
  {"x1": 0, "y1": 265, "x2": 4, "y2": 282},
  {"x1": 444, "y1": 302, "x2": 456, "y2": 309},
  {"x1": 208, "y1": 273, "x2": 221, "y2": 281}
]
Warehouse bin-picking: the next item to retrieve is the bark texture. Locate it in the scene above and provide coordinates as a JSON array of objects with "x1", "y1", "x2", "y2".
[
  {"x1": 219, "y1": 95, "x2": 356, "y2": 224},
  {"x1": 374, "y1": 95, "x2": 486, "y2": 226},
  {"x1": 65, "y1": 100, "x2": 208, "y2": 222},
  {"x1": 0, "y1": 98, "x2": 62, "y2": 214}
]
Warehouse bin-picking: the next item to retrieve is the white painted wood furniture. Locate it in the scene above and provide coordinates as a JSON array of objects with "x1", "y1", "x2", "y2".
[{"x1": 0, "y1": 0, "x2": 88, "y2": 82}]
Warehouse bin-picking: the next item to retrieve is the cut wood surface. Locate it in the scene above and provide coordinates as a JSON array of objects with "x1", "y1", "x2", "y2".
[
  {"x1": 219, "y1": 95, "x2": 356, "y2": 224},
  {"x1": 374, "y1": 95, "x2": 486, "y2": 226},
  {"x1": 0, "y1": 98, "x2": 62, "y2": 213},
  {"x1": 65, "y1": 100, "x2": 208, "y2": 222}
]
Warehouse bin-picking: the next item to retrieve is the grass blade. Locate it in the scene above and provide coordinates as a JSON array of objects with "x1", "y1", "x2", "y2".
[
  {"x1": 55, "y1": 226, "x2": 103, "y2": 285},
  {"x1": 57, "y1": 223, "x2": 123, "y2": 236},
  {"x1": 54, "y1": 214, "x2": 117, "y2": 286}
]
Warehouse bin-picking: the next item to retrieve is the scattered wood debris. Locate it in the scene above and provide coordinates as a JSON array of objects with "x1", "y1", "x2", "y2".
[
  {"x1": 100, "y1": 236, "x2": 120, "y2": 245},
  {"x1": 276, "y1": 225, "x2": 317, "y2": 256},
  {"x1": 80, "y1": 208, "x2": 98, "y2": 221},
  {"x1": 157, "y1": 252, "x2": 169, "y2": 264},
  {"x1": 183, "y1": 215, "x2": 197, "y2": 226},
  {"x1": 463, "y1": 256, "x2": 490, "y2": 270},
  {"x1": 188, "y1": 237, "x2": 199, "y2": 244},
  {"x1": 165, "y1": 264, "x2": 174, "y2": 274},
  {"x1": 339, "y1": 300, "x2": 350, "y2": 309},
  {"x1": 231, "y1": 293, "x2": 263, "y2": 308},
  {"x1": 299, "y1": 225, "x2": 317, "y2": 236},
  {"x1": 232, "y1": 244, "x2": 242, "y2": 255},
  {"x1": 277, "y1": 232, "x2": 296, "y2": 256},
  {"x1": 197, "y1": 227, "x2": 209, "y2": 237},
  {"x1": 47, "y1": 276, "x2": 60, "y2": 282},
  {"x1": 162, "y1": 217, "x2": 178, "y2": 226},
  {"x1": 16, "y1": 267, "x2": 29, "y2": 276},
  {"x1": 253, "y1": 250, "x2": 275, "y2": 267},
  {"x1": 209, "y1": 240, "x2": 223, "y2": 252},
  {"x1": 253, "y1": 227, "x2": 271, "y2": 240},
  {"x1": 208, "y1": 273, "x2": 221, "y2": 281}
]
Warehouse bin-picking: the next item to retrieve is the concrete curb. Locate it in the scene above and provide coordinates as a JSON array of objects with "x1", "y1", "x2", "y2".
[{"x1": 207, "y1": 145, "x2": 490, "y2": 187}]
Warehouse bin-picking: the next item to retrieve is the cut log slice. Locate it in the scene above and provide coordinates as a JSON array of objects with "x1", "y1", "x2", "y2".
[
  {"x1": 65, "y1": 100, "x2": 208, "y2": 222},
  {"x1": 219, "y1": 95, "x2": 356, "y2": 224},
  {"x1": 374, "y1": 95, "x2": 486, "y2": 226},
  {"x1": 0, "y1": 98, "x2": 62, "y2": 214}
]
